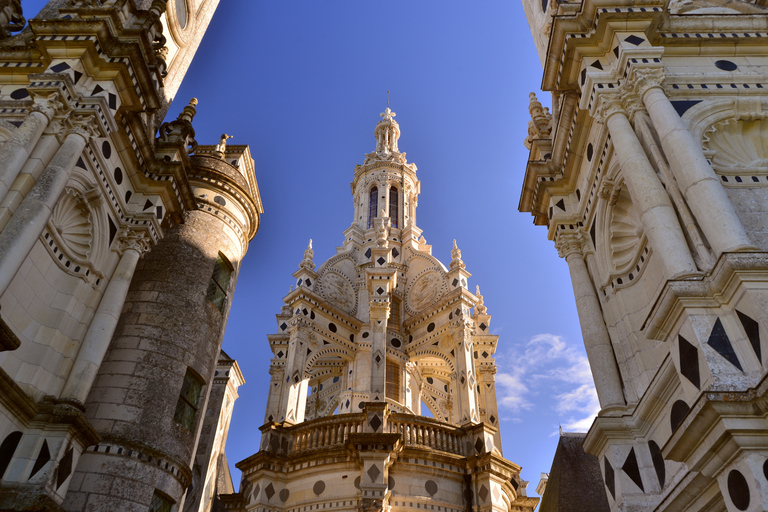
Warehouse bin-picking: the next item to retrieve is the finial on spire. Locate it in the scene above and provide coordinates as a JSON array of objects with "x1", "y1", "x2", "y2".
[
  {"x1": 450, "y1": 239, "x2": 465, "y2": 270},
  {"x1": 475, "y1": 285, "x2": 487, "y2": 315},
  {"x1": 299, "y1": 239, "x2": 315, "y2": 270},
  {"x1": 178, "y1": 98, "x2": 198, "y2": 123},
  {"x1": 387, "y1": 90, "x2": 390, "y2": 107}
]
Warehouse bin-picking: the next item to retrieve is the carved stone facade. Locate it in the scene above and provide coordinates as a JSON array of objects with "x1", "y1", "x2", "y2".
[
  {"x1": 521, "y1": 1, "x2": 768, "y2": 511},
  {"x1": 227, "y1": 112, "x2": 539, "y2": 512},
  {"x1": 0, "y1": 1, "x2": 261, "y2": 511}
]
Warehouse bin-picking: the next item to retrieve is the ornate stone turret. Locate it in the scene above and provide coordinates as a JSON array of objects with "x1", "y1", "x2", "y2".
[{"x1": 238, "y1": 111, "x2": 538, "y2": 512}]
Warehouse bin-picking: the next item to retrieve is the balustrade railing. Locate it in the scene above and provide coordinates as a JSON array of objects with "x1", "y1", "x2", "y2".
[
  {"x1": 290, "y1": 414, "x2": 365, "y2": 453},
  {"x1": 387, "y1": 413, "x2": 466, "y2": 456}
]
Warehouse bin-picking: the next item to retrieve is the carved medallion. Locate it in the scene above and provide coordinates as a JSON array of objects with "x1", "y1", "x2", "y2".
[
  {"x1": 322, "y1": 272, "x2": 354, "y2": 313},
  {"x1": 409, "y1": 271, "x2": 441, "y2": 312}
]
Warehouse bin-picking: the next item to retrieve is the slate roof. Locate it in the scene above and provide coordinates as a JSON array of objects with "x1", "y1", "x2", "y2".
[{"x1": 539, "y1": 432, "x2": 610, "y2": 512}]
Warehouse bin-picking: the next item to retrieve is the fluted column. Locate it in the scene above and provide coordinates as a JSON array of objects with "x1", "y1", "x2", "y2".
[
  {"x1": 61, "y1": 229, "x2": 150, "y2": 403},
  {"x1": 556, "y1": 231, "x2": 625, "y2": 410},
  {"x1": 0, "y1": 92, "x2": 66, "y2": 204},
  {"x1": 634, "y1": 68, "x2": 753, "y2": 255},
  {"x1": 596, "y1": 93, "x2": 697, "y2": 278},
  {"x1": 0, "y1": 114, "x2": 97, "y2": 297}
]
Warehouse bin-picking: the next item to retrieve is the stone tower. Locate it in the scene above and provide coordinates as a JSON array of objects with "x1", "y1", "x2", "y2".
[
  {"x1": 520, "y1": 1, "x2": 768, "y2": 511},
  {"x1": 226, "y1": 111, "x2": 538, "y2": 512},
  {"x1": 0, "y1": 1, "x2": 261, "y2": 511}
]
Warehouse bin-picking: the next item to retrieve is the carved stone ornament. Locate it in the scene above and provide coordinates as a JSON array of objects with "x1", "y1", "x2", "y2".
[
  {"x1": 116, "y1": 228, "x2": 151, "y2": 256},
  {"x1": 321, "y1": 271, "x2": 354, "y2": 313},
  {"x1": 555, "y1": 231, "x2": 586, "y2": 259},
  {"x1": 629, "y1": 67, "x2": 665, "y2": 100},
  {"x1": 607, "y1": 184, "x2": 644, "y2": 273},
  {"x1": 524, "y1": 92, "x2": 552, "y2": 149},
  {"x1": 157, "y1": 98, "x2": 198, "y2": 154},
  {"x1": 299, "y1": 239, "x2": 315, "y2": 270},
  {"x1": 67, "y1": 113, "x2": 101, "y2": 141},
  {"x1": 668, "y1": 0, "x2": 765, "y2": 14},
  {"x1": 51, "y1": 189, "x2": 93, "y2": 262},
  {"x1": 592, "y1": 92, "x2": 626, "y2": 125},
  {"x1": 29, "y1": 91, "x2": 67, "y2": 121},
  {"x1": 0, "y1": 0, "x2": 24, "y2": 40},
  {"x1": 408, "y1": 271, "x2": 441, "y2": 312},
  {"x1": 702, "y1": 116, "x2": 768, "y2": 172}
]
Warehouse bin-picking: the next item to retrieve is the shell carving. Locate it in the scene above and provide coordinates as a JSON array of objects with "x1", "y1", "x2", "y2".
[
  {"x1": 703, "y1": 117, "x2": 768, "y2": 171},
  {"x1": 608, "y1": 185, "x2": 643, "y2": 273},
  {"x1": 50, "y1": 189, "x2": 92, "y2": 261}
]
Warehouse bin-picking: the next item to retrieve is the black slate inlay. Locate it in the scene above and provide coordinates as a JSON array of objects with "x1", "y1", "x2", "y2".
[
  {"x1": 143, "y1": 199, "x2": 153, "y2": 211},
  {"x1": 736, "y1": 310, "x2": 761, "y2": 363},
  {"x1": 763, "y1": 459, "x2": 768, "y2": 481},
  {"x1": 73, "y1": 71, "x2": 83, "y2": 84},
  {"x1": 391, "y1": 338, "x2": 401, "y2": 348},
  {"x1": 108, "y1": 93, "x2": 117, "y2": 110},
  {"x1": 452, "y1": 278, "x2": 459, "y2": 287},
  {"x1": 580, "y1": 68, "x2": 586, "y2": 86},
  {"x1": 92, "y1": 85, "x2": 104, "y2": 96},
  {"x1": 613, "y1": 46, "x2": 619, "y2": 58},
  {"x1": 113, "y1": 167, "x2": 122, "y2": 185},
  {"x1": 50, "y1": 62, "x2": 71, "y2": 72},
  {"x1": 555, "y1": 199, "x2": 566, "y2": 211},
  {"x1": 715, "y1": 60, "x2": 738, "y2": 71},
  {"x1": 479, "y1": 323, "x2": 487, "y2": 331},
  {"x1": 362, "y1": 332, "x2": 369, "y2": 338},
  {"x1": 648, "y1": 440, "x2": 665, "y2": 488},
  {"x1": 76, "y1": 157, "x2": 87, "y2": 169},
  {"x1": 214, "y1": 195, "x2": 226, "y2": 206},
  {"x1": 727, "y1": 470, "x2": 750, "y2": 510},
  {"x1": 670, "y1": 399, "x2": 690, "y2": 432},
  {"x1": 29, "y1": 440, "x2": 50, "y2": 479},
  {"x1": 365, "y1": 248, "x2": 372, "y2": 258},
  {"x1": 590, "y1": 221, "x2": 596, "y2": 247},
  {"x1": 625, "y1": 34, "x2": 645, "y2": 45},
  {"x1": 707, "y1": 318, "x2": 743, "y2": 371},
  {"x1": 369, "y1": 414, "x2": 382, "y2": 432},
  {"x1": 0, "y1": 431, "x2": 22, "y2": 479},
  {"x1": 376, "y1": 287, "x2": 384, "y2": 295},
  {"x1": 604, "y1": 456, "x2": 615, "y2": 499},
  {"x1": 622, "y1": 447, "x2": 644, "y2": 492},
  {"x1": 279, "y1": 489, "x2": 289, "y2": 503},
  {"x1": 587, "y1": 143, "x2": 594, "y2": 161},
  {"x1": 474, "y1": 438, "x2": 484, "y2": 454},
  {"x1": 108, "y1": 216, "x2": 117, "y2": 245},
  {"x1": 354, "y1": 476, "x2": 361, "y2": 489},
  {"x1": 313, "y1": 480, "x2": 325, "y2": 495},
  {"x1": 671, "y1": 100, "x2": 702, "y2": 116},
  {"x1": 10, "y1": 88, "x2": 28, "y2": 99},
  {"x1": 392, "y1": 248, "x2": 399, "y2": 257},
  {"x1": 425, "y1": 480, "x2": 438, "y2": 496},
  {"x1": 388, "y1": 476, "x2": 395, "y2": 490},
  {"x1": 328, "y1": 323, "x2": 337, "y2": 333},
  {"x1": 56, "y1": 447, "x2": 73, "y2": 489},
  {"x1": 427, "y1": 322, "x2": 435, "y2": 333},
  {"x1": 376, "y1": 256, "x2": 385, "y2": 265},
  {"x1": 678, "y1": 334, "x2": 700, "y2": 389}
]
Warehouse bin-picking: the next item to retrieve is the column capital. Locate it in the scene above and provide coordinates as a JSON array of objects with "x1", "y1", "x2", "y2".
[
  {"x1": 555, "y1": 230, "x2": 589, "y2": 260},
  {"x1": 592, "y1": 92, "x2": 626, "y2": 125},
  {"x1": 116, "y1": 228, "x2": 151, "y2": 256},
  {"x1": 29, "y1": 91, "x2": 68, "y2": 121},
  {"x1": 629, "y1": 66, "x2": 666, "y2": 100},
  {"x1": 66, "y1": 113, "x2": 102, "y2": 141}
]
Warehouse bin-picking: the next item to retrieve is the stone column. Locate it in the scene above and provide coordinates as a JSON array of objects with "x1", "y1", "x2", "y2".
[
  {"x1": 369, "y1": 300, "x2": 389, "y2": 401},
  {"x1": 0, "y1": 114, "x2": 96, "y2": 297},
  {"x1": 450, "y1": 319, "x2": 479, "y2": 425},
  {"x1": 61, "y1": 229, "x2": 150, "y2": 404},
  {"x1": 0, "y1": 92, "x2": 65, "y2": 204},
  {"x1": 597, "y1": 94, "x2": 697, "y2": 278},
  {"x1": 636, "y1": 68, "x2": 753, "y2": 255},
  {"x1": 556, "y1": 232, "x2": 625, "y2": 410},
  {"x1": 278, "y1": 321, "x2": 311, "y2": 424}
]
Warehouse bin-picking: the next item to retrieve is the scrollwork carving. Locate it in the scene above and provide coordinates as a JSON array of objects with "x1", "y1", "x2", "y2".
[
  {"x1": 0, "y1": 0, "x2": 24, "y2": 40},
  {"x1": 555, "y1": 230, "x2": 587, "y2": 259}
]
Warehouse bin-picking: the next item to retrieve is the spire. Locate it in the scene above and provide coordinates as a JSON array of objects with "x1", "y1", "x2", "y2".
[
  {"x1": 475, "y1": 285, "x2": 487, "y2": 315},
  {"x1": 450, "y1": 239, "x2": 465, "y2": 270},
  {"x1": 299, "y1": 239, "x2": 315, "y2": 270}
]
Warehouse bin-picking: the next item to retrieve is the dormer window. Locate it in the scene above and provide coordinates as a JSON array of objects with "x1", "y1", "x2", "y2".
[
  {"x1": 368, "y1": 187, "x2": 378, "y2": 229},
  {"x1": 389, "y1": 187, "x2": 398, "y2": 228}
]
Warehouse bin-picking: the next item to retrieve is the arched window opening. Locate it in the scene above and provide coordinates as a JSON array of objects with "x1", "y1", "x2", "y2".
[
  {"x1": 420, "y1": 400, "x2": 434, "y2": 418},
  {"x1": 389, "y1": 187, "x2": 399, "y2": 228},
  {"x1": 386, "y1": 359, "x2": 400, "y2": 400},
  {"x1": 368, "y1": 187, "x2": 378, "y2": 229}
]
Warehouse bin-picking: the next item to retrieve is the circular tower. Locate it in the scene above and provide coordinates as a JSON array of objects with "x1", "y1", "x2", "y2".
[{"x1": 63, "y1": 143, "x2": 261, "y2": 511}]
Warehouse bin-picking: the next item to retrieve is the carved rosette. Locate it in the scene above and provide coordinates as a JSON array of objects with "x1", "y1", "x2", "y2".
[{"x1": 407, "y1": 270, "x2": 442, "y2": 313}]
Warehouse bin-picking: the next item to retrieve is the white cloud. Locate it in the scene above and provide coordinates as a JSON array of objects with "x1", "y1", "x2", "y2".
[{"x1": 495, "y1": 333, "x2": 599, "y2": 433}]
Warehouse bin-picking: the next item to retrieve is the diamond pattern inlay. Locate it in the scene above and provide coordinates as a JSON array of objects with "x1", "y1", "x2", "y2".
[
  {"x1": 367, "y1": 464, "x2": 381, "y2": 482},
  {"x1": 369, "y1": 414, "x2": 382, "y2": 432}
]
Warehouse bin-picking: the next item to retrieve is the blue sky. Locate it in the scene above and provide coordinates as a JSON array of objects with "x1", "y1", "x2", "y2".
[{"x1": 26, "y1": 0, "x2": 598, "y2": 499}]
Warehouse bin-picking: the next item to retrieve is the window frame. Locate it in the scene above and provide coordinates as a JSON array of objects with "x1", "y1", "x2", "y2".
[{"x1": 368, "y1": 186, "x2": 378, "y2": 229}]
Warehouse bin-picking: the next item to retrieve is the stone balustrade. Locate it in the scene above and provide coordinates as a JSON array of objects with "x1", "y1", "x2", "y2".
[{"x1": 387, "y1": 413, "x2": 466, "y2": 456}]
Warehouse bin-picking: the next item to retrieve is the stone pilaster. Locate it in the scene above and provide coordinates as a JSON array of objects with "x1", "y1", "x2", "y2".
[
  {"x1": 450, "y1": 319, "x2": 479, "y2": 425},
  {"x1": 633, "y1": 66, "x2": 754, "y2": 256},
  {"x1": 556, "y1": 230, "x2": 625, "y2": 410},
  {"x1": 594, "y1": 92, "x2": 697, "y2": 279},
  {"x1": 278, "y1": 321, "x2": 311, "y2": 424},
  {"x1": 61, "y1": 228, "x2": 151, "y2": 404}
]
